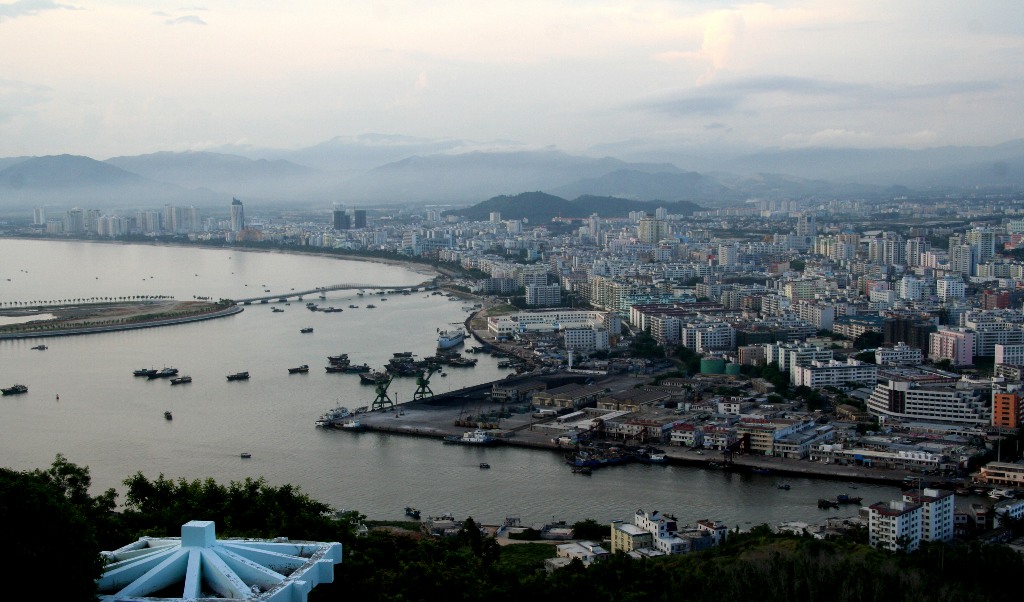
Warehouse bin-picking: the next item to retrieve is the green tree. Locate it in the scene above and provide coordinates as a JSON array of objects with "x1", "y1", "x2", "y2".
[{"x1": 1, "y1": 459, "x2": 114, "y2": 601}]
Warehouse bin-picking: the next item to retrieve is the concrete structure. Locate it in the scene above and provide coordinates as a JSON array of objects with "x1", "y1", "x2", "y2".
[
  {"x1": 929, "y1": 328, "x2": 974, "y2": 365},
  {"x1": 553, "y1": 541, "x2": 608, "y2": 567},
  {"x1": 97, "y1": 520, "x2": 342, "y2": 601},
  {"x1": 996, "y1": 344, "x2": 1024, "y2": 367},
  {"x1": 866, "y1": 377, "x2": 990, "y2": 426},
  {"x1": 230, "y1": 198, "x2": 245, "y2": 233},
  {"x1": 526, "y1": 283, "x2": 561, "y2": 306},
  {"x1": 902, "y1": 488, "x2": 954, "y2": 542},
  {"x1": 976, "y1": 462, "x2": 1024, "y2": 487},
  {"x1": 875, "y1": 342, "x2": 924, "y2": 366},
  {"x1": 993, "y1": 385, "x2": 1024, "y2": 429},
  {"x1": 610, "y1": 521, "x2": 653, "y2": 553},
  {"x1": 869, "y1": 500, "x2": 922, "y2": 552},
  {"x1": 791, "y1": 358, "x2": 878, "y2": 389}
]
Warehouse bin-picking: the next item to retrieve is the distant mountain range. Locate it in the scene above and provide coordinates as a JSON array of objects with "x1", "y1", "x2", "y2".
[
  {"x1": 0, "y1": 136, "x2": 1022, "y2": 213},
  {"x1": 443, "y1": 192, "x2": 703, "y2": 223}
]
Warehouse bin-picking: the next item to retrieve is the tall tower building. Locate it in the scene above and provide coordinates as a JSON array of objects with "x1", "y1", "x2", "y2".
[
  {"x1": 353, "y1": 210, "x2": 367, "y2": 229},
  {"x1": 795, "y1": 212, "x2": 816, "y2": 237},
  {"x1": 32, "y1": 207, "x2": 46, "y2": 225},
  {"x1": 333, "y1": 206, "x2": 350, "y2": 230},
  {"x1": 230, "y1": 198, "x2": 245, "y2": 232}
]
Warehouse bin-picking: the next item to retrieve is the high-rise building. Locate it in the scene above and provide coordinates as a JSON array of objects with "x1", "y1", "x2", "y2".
[
  {"x1": 795, "y1": 212, "x2": 816, "y2": 238},
  {"x1": 353, "y1": 210, "x2": 367, "y2": 229},
  {"x1": 32, "y1": 207, "x2": 46, "y2": 225},
  {"x1": 992, "y1": 384, "x2": 1024, "y2": 429},
  {"x1": 333, "y1": 209, "x2": 350, "y2": 230},
  {"x1": 230, "y1": 198, "x2": 245, "y2": 232},
  {"x1": 637, "y1": 215, "x2": 668, "y2": 244}
]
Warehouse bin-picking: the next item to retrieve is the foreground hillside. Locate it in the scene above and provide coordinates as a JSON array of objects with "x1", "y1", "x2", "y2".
[{"x1": 4, "y1": 457, "x2": 1021, "y2": 602}]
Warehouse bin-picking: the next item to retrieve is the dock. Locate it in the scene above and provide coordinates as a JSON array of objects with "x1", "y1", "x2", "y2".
[{"x1": 327, "y1": 373, "x2": 924, "y2": 487}]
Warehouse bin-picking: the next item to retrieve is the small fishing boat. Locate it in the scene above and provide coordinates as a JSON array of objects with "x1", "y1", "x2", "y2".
[
  {"x1": 479, "y1": 463, "x2": 491, "y2": 469},
  {"x1": 240, "y1": 452, "x2": 252, "y2": 459},
  {"x1": 288, "y1": 365, "x2": 309, "y2": 374},
  {"x1": 164, "y1": 411, "x2": 173, "y2": 420}
]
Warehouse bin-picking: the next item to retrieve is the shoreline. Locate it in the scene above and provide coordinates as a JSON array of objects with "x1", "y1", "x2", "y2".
[
  {"x1": 0, "y1": 304, "x2": 243, "y2": 340},
  {"x1": 335, "y1": 416, "x2": 922, "y2": 487},
  {"x1": 0, "y1": 235, "x2": 441, "y2": 280}
]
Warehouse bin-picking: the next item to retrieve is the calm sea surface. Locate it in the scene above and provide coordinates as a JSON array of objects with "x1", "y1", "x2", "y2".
[{"x1": 0, "y1": 238, "x2": 910, "y2": 527}]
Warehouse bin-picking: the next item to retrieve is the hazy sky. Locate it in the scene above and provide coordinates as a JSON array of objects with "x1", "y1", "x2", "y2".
[{"x1": 1, "y1": 0, "x2": 1022, "y2": 159}]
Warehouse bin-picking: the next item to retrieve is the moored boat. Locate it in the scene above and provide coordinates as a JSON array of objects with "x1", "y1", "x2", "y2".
[
  {"x1": 437, "y1": 329, "x2": 466, "y2": 350},
  {"x1": 405, "y1": 507, "x2": 421, "y2": 520},
  {"x1": 170, "y1": 375, "x2": 192, "y2": 385},
  {"x1": 479, "y1": 463, "x2": 491, "y2": 469},
  {"x1": 341, "y1": 419, "x2": 364, "y2": 431},
  {"x1": 835, "y1": 494, "x2": 863, "y2": 505},
  {"x1": 300, "y1": 327, "x2": 314, "y2": 333},
  {"x1": 359, "y1": 371, "x2": 389, "y2": 385},
  {"x1": 240, "y1": 452, "x2": 252, "y2": 459},
  {"x1": 133, "y1": 368, "x2": 158, "y2": 377},
  {"x1": 31, "y1": 344, "x2": 47, "y2": 350},
  {"x1": 164, "y1": 410, "x2": 173, "y2": 420},
  {"x1": 1, "y1": 384, "x2": 28, "y2": 395},
  {"x1": 443, "y1": 430, "x2": 495, "y2": 445},
  {"x1": 148, "y1": 367, "x2": 179, "y2": 379},
  {"x1": 288, "y1": 365, "x2": 310, "y2": 374},
  {"x1": 315, "y1": 406, "x2": 351, "y2": 427},
  {"x1": 227, "y1": 371, "x2": 250, "y2": 381}
]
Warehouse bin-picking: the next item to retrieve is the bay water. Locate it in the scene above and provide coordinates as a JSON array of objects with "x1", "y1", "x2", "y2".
[{"x1": 0, "y1": 238, "x2": 903, "y2": 527}]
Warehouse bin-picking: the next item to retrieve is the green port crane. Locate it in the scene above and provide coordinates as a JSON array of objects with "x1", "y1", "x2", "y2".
[
  {"x1": 413, "y1": 367, "x2": 438, "y2": 400},
  {"x1": 370, "y1": 374, "x2": 395, "y2": 412}
]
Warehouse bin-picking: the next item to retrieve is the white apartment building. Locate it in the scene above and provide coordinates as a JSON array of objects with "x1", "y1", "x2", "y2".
[
  {"x1": 765, "y1": 342, "x2": 833, "y2": 372},
  {"x1": 903, "y1": 488, "x2": 954, "y2": 542},
  {"x1": 563, "y1": 327, "x2": 610, "y2": 352},
  {"x1": 795, "y1": 302, "x2": 834, "y2": 330},
  {"x1": 996, "y1": 344, "x2": 1024, "y2": 366},
  {"x1": 936, "y1": 276, "x2": 966, "y2": 301},
  {"x1": 791, "y1": 358, "x2": 878, "y2": 388},
  {"x1": 866, "y1": 378, "x2": 990, "y2": 426},
  {"x1": 525, "y1": 284, "x2": 561, "y2": 306},
  {"x1": 681, "y1": 321, "x2": 735, "y2": 353},
  {"x1": 869, "y1": 500, "x2": 922, "y2": 552},
  {"x1": 875, "y1": 342, "x2": 924, "y2": 366}
]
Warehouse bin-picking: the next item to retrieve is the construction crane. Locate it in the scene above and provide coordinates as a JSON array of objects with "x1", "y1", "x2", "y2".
[
  {"x1": 413, "y1": 367, "x2": 438, "y2": 400},
  {"x1": 370, "y1": 374, "x2": 395, "y2": 412}
]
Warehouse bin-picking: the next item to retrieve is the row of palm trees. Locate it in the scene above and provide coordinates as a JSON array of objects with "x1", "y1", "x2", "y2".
[{"x1": 0, "y1": 295, "x2": 173, "y2": 308}]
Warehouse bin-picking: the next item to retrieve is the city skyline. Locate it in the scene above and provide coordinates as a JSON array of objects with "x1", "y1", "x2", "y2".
[{"x1": 1, "y1": 1, "x2": 1022, "y2": 160}]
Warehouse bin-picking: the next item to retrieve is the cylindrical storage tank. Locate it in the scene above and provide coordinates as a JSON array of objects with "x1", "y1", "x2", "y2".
[
  {"x1": 725, "y1": 363, "x2": 741, "y2": 376},
  {"x1": 700, "y1": 358, "x2": 726, "y2": 374}
]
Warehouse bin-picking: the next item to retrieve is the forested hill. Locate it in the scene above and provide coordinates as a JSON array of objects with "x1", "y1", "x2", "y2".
[
  {"x1": 7, "y1": 457, "x2": 1021, "y2": 602},
  {"x1": 443, "y1": 191, "x2": 703, "y2": 222}
]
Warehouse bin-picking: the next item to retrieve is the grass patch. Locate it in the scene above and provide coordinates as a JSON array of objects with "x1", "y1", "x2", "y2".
[
  {"x1": 497, "y1": 542, "x2": 557, "y2": 572},
  {"x1": 365, "y1": 520, "x2": 422, "y2": 531}
]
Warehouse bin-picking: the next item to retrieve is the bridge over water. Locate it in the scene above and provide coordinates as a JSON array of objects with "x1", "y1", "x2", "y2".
[{"x1": 234, "y1": 283, "x2": 429, "y2": 304}]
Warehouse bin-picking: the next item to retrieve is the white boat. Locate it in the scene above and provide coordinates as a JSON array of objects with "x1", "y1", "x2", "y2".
[
  {"x1": 341, "y1": 419, "x2": 364, "y2": 431},
  {"x1": 437, "y1": 329, "x2": 466, "y2": 349},
  {"x1": 444, "y1": 429, "x2": 494, "y2": 445},
  {"x1": 315, "y1": 406, "x2": 351, "y2": 427}
]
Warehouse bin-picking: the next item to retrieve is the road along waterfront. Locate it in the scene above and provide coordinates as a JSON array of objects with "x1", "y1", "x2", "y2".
[{"x1": 0, "y1": 238, "x2": 973, "y2": 527}]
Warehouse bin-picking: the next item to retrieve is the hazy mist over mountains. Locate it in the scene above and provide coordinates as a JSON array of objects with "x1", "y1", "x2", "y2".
[{"x1": 1, "y1": 134, "x2": 1022, "y2": 212}]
